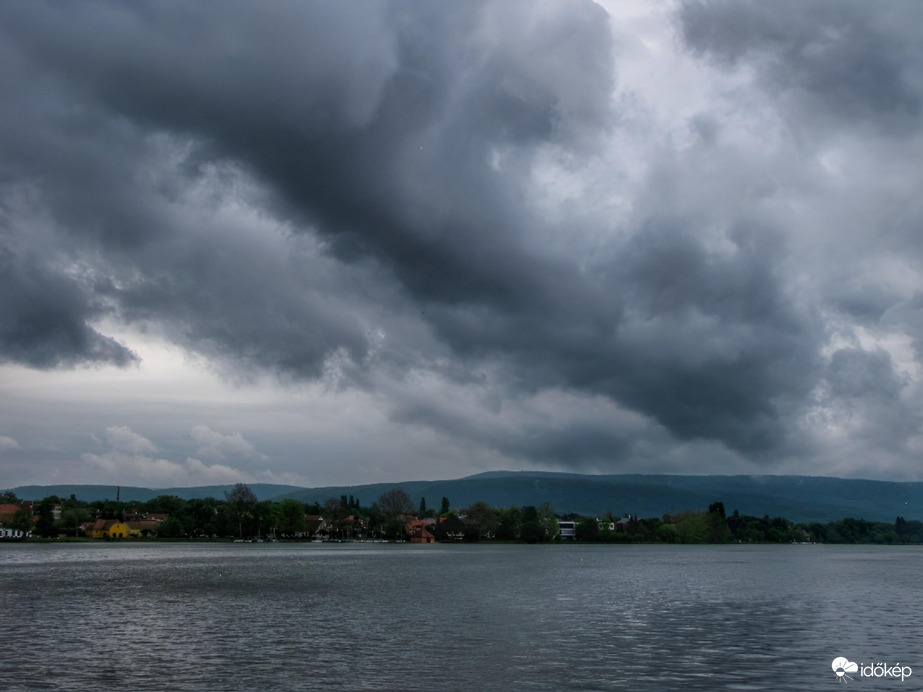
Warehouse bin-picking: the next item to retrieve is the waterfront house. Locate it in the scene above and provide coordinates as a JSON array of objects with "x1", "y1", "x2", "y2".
[
  {"x1": 342, "y1": 514, "x2": 366, "y2": 539},
  {"x1": 435, "y1": 515, "x2": 466, "y2": 541},
  {"x1": 87, "y1": 519, "x2": 130, "y2": 538},
  {"x1": 408, "y1": 524, "x2": 435, "y2": 543},
  {"x1": 557, "y1": 520, "x2": 577, "y2": 540},
  {"x1": 0, "y1": 528, "x2": 31, "y2": 539},
  {"x1": 305, "y1": 515, "x2": 327, "y2": 539},
  {"x1": 0, "y1": 503, "x2": 21, "y2": 526}
]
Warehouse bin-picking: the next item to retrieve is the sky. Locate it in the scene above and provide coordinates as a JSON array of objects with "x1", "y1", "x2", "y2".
[{"x1": 3, "y1": 0, "x2": 923, "y2": 489}]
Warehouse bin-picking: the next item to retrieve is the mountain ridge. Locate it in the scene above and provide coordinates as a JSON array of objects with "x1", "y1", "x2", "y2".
[{"x1": 6, "y1": 472, "x2": 922, "y2": 523}]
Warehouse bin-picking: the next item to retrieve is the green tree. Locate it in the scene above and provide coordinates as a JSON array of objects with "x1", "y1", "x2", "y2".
[
  {"x1": 253, "y1": 500, "x2": 279, "y2": 539},
  {"x1": 575, "y1": 517, "x2": 599, "y2": 542},
  {"x1": 440, "y1": 496, "x2": 450, "y2": 515},
  {"x1": 366, "y1": 502, "x2": 385, "y2": 540},
  {"x1": 378, "y1": 488, "x2": 413, "y2": 517},
  {"x1": 277, "y1": 499, "x2": 307, "y2": 537},
  {"x1": 212, "y1": 504, "x2": 235, "y2": 537},
  {"x1": 538, "y1": 502, "x2": 559, "y2": 541},
  {"x1": 419, "y1": 496, "x2": 427, "y2": 517},
  {"x1": 655, "y1": 523, "x2": 679, "y2": 543},
  {"x1": 706, "y1": 502, "x2": 731, "y2": 543},
  {"x1": 157, "y1": 516, "x2": 185, "y2": 538},
  {"x1": 896, "y1": 517, "x2": 922, "y2": 543},
  {"x1": 145, "y1": 495, "x2": 188, "y2": 516},
  {"x1": 225, "y1": 483, "x2": 257, "y2": 538},
  {"x1": 385, "y1": 516, "x2": 406, "y2": 540},
  {"x1": 57, "y1": 507, "x2": 89, "y2": 537},
  {"x1": 464, "y1": 501, "x2": 499, "y2": 539},
  {"x1": 766, "y1": 516, "x2": 793, "y2": 543},
  {"x1": 323, "y1": 497, "x2": 344, "y2": 537},
  {"x1": 62, "y1": 494, "x2": 83, "y2": 510},
  {"x1": 495, "y1": 507, "x2": 522, "y2": 540},
  {"x1": 186, "y1": 497, "x2": 220, "y2": 536},
  {"x1": 675, "y1": 511, "x2": 709, "y2": 543},
  {"x1": 520, "y1": 521, "x2": 544, "y2": 543},
  {"x1": 35, "y1": 498, "x2": 59, "y2": 538},
  {"x1": 304, "y1": 501, "x2": 323, "y2": 516},
  {"x1": 9, "y1": 508, "x2": 34, "y2": 533}
]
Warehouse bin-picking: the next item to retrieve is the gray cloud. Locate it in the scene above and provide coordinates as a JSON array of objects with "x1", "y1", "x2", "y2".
[
  {"x1": 0, "y1": 245, "x2": 137, "y2": 369},
  {"x1": 2, "y1": 1, "x2": 923, "y2": 482},
  {"x1": 679, "y1": 0, "x2": 923, "y2": 135}
]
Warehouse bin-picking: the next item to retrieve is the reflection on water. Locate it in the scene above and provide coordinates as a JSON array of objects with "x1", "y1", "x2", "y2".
[{"x1": 1, "y1": 543, "x2": 921, "y2": 690}]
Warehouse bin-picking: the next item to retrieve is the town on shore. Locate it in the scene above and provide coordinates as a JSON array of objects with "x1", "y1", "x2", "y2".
[{"x1": 1, "y1": 483, "x2": 920, "y2": 545}]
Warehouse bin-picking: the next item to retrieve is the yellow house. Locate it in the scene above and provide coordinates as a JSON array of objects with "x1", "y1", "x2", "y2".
[{"x1": 87, "y1": 519, "x2": 130, "y2": 538}]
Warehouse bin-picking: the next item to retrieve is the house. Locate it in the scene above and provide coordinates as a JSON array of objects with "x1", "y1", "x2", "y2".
[
  {"x1": 0, "y1": 504, "x2": 21, "y2": 526},
  {"x1": 124, "y1": 508, "x2": 169, "y2": 523},
  {"x1": 408, "y1": 525, "x2": 435, "y2": 544},
  {"x1": 557, "y1": 521, "x2": 576, "y2": 540},
  {"x1": 305, "y1": 515, "x2": 327, "y2": 539},
  {"x1": 435, "y1": 515, "x2": 466, "y2": 542},
  {"x1": 342, "y1": 514, "x2": 366, "y2": 539},
  {"x1": 0, "y1": 528, "x2": 31, "y2": 539},
  {"x1": 86, "y1": 519, "x2": 130, "y2": 538}
]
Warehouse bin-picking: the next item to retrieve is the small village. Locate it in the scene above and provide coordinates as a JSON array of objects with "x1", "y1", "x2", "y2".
[
  {"x1": 3, "y1": 483, "x2": 920, "y2": 545},
  {"x1": 0, "y1": 485, "x2": 565, "y2": 543}
]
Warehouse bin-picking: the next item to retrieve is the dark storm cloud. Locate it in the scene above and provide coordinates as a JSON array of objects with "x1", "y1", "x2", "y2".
[
  {"x1": 679, "y1": 0, "x2": 923, "y2": 135},
  {"x1": 0, "y1": 246, "x2": 136, "y2": 369},
  {"x1": 393, "y1": 216, "x2": 821, "y2": 456},
  {"x1": 819, "y1": 347, "x2": 920, "y2": 455},
  {"x1": 0, "y1": 0, "x2": 610, "y2": 361},
  {"x1": 825, "y1": 348, "x2": 905, "y2": 401},
  {"x1": 2, "y1": 0, "x2": 921, "y2": 475}
]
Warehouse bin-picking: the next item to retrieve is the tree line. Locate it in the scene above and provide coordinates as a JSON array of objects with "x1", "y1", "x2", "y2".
[
  {"x1": 566, "y1": 502, "x2": 923, "y2": 545},
  {"x1": 2, "y1": 487, "x2": 921, "y2": 544}
]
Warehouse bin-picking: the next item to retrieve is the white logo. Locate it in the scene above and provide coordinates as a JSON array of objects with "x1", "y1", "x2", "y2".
[
  {"x1": 832, "y1": 657, "x2": 913, "y2": 683},
  {"x1": 833, "y1": 657, "x2": 858, "y2": 683}
]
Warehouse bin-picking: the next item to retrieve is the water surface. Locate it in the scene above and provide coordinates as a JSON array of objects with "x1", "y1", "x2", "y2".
[{"x1": 1, "y1": 542, "x2": 920, "y2": 690}]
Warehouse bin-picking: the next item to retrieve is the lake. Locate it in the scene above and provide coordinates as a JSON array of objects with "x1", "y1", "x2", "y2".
[{"x1": 0, "y1": 542, "x2": 921, "y2": 690}]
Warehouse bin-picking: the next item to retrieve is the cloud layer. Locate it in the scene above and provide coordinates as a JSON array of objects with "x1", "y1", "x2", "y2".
[{"x1": 2, "y1": 0, "x2": 923, "y2": 485}]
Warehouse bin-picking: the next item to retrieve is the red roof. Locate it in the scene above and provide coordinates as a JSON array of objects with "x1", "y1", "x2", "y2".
[{"x1": 408, "y1": 525, "x2": 435, "y2": 541}]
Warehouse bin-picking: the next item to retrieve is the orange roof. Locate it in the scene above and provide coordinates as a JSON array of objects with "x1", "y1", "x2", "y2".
[{"x1": 408, "y1": 525, "x2": 435, "y2": 540}]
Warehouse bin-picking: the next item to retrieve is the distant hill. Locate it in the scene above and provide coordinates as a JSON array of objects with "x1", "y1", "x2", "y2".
[
  {"x1": 6, "y1": 483, "x2": 302, "y2": 504},
  {"x1": 276, "y1": 472, "x2": 923, "y2": 523},
  {"x1": 7, "y1": 472, "x2": 923, "y2": 523}
]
